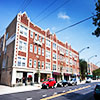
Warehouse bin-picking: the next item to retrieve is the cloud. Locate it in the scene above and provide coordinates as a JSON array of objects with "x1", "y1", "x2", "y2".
[
  {"x1": 51, "y1": 27, "x2": 56, "y2": 31},
  {"x1": 58, "y1": 12, "x2": 70, "y2": 20}
]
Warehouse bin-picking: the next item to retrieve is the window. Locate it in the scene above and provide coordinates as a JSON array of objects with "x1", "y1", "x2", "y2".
[
  {"x1": 38, "y1": 47, "x2": 41, "y2": 55},
  {"x1": 39, "y1": 36, "x2": 41, "y2": 41},
  {"x1": 34, "y1": 45, "x2": 37, "y2": 54},
  {"x1": 17, "y1": 56, "x2": 26, "y2": 67},
  {"x1": 46, "y1": 50, "x2": 50, "y2": 58},
  {"x1": 23, "y1": 42, "x2": 27, "y2": 51},
  {"x1": 30, "y1": 44, "x2": 33, "y2": 52},
  {"x1": 38, "y1": 61, "x2": 40, "y2": 69},
  {"x1": 19, "y1": 41, "x2": 22, "y2": 50},
  {"x1": 30, "y1": 31, "x2": 33, "y2": 38},
  {"x1": 70, "y1": 67, "x2": 73, "y2": 72},
  {"x1": 53, "y1": 64, "x2": 56, "y2": 71},
  {"x1": 66, "y1": 67, "x2": 69, "y2": 72},
  {"x1": 29, "y1": 59, "x2": 32, "y2": 67},
  {"x1": 42, "y1": 61, "x2": 44, "y2": 69},
  {"x1": 66, "y1": 58, "x2": 69, "y2": 64},
  {"x1": 42, "y1": 37, "x2": 44, "y2": 43},
  {"x1": 18, "y1": 57, "x2": 21, "y2": 66},
  {"x1": 20, "y1": 25, "x2": 28, "y2": 37},
  {"x1": 70, "y1": 59, "x2": 73, "y2": 66},
  {"x1": 53, "y1": 43, "x2": 56, "y2": 49},
  {"x1": 35, "y1": 33, "x2": 37, "y2": 40},
  {"x1": 6, "y1": 33, "x2": 8, "y2": 40},
  {"x1": 19, "y1": 40, "x2": 27, "y2": 52},
  {"x1": 46, "y1": 63, "x2": 50, "y2": 70},
  {"x1": 46, "y1": 39, "x2": 50, "y2": 47},
  {"x1": 66, "y1": 50, "x2": 68, "y2": 56},
  {"x1": 34, "y1": 60, "x2": 36, "y2": 68},
  {"x1": 42, "y1": 48, "x2": 44, "y2": 56},
  {"x1": 69, "y1": 51, "x2": 72, "y2": 57},
  {"x1": 53, "y1": 53, "x2": 56, "y2": 60}
]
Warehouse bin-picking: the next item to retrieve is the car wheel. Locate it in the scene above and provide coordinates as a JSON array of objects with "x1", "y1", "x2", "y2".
[{"x1": 47, "y1": 85, "x2": 49, "y2": 89}]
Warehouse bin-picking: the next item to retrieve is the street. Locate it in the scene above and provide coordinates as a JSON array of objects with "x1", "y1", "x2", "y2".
[{"x1": 0, "y1": 82, "x2": 99, "y2": 100}]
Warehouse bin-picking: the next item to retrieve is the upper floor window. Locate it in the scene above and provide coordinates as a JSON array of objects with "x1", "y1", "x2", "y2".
[
  {"x1": 66, "y1": 50, "x2": 68, "y2": 56},
  {"x1": 29, "y1": 59, "x2": 32, "y2": 67},
  {"x1": 34, "y1": 60, "x2": 37, "y2": 68},
  {"x1": 34, "y1": 45, "x2": 37, "y2": 54},
  {"x1": 20, "y1": 25, "x2": 28, "y2": 37},
  {"x1": 46, "y1": 63, "x2": 50, "y2": 70},
  {"x1": 46, "y1": 39, "x2": 50, "y2": 47},
  {"x1": 42, "y1": 61, "x2": 44, "y2": 69},
  {"x1": 6, "y1": 33, "x2": 8, "y2": 40},
  {"x1": 19, "y1": 40, "x2": 27, "y2": 52},
  {"x1": 46, "y1": 50, "x2": 50, "y2": 58},
  {"x1": 30, "y1": 31, "x2": 33, "y2": 38},
  {"x1": 38, "y1": 61, "x2": 40, "y2": 69},
  {"x1": 53, "y1": 43, "x2": 56, "y2": 49},
  {"x1": 53, "y1": 52, "x2": 56, "y2": 60},
  {"x1": 17, "y1": 56, "x2": 26, "y2": 67},
  {"x1": 38, "y1": 47, "x2": 41, "y2": 55},
  {"x1": 39, "y1": 36, "x2": 41, "y2": 41},
  {"x1": 42, "y1": 48, "x2": 44, "y2": 56},
  {"x1": 53, "y1": 64, "x2": 56, "y2": 71},
  {"x1": 30, "y1": 44, "x2": 33, "y2": 52},
  {"x1": 66, "y1": 58, "x2": 69, "y2": 64},
  {"x1": 35, "y1": 33, "x2": 37, "y2": 40}
]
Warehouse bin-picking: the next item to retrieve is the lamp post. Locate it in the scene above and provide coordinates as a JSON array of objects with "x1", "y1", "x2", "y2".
[
  {"x1": 78, "y1": 46, "x2": 89, "y2": 79},
  {"x1": 95, "y1": 61, "x2": 100, "y2": 65},
  {"x1": 87, "y1": 55, "x2": 97, "y2": 76}
]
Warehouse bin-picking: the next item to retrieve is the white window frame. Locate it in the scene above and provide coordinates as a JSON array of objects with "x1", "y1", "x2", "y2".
[
  {"x1": 53, "y1": 43, "x2": 56, "y2": 50},
  {"x1": 29, "y1": 58, "x2": 32, "y2": 67},
  {"x1": 42, "y1": 61, "x2": 44, "y2": 69},
  {"x1": 46, "y1": 50, "x2": 50, "y2": 59},
  {"x1": 42, "y1": 37, "x2": 44, "y2": 43},
  {"x1": 34, "y1": 45, "x2": 37, "y2": 54},
  {"x1": 30, "y1": 31, "x2": 33, "y2": 38},
  {"x1": 53, "y1": 64, "x2": 57, "y2": 71},
  {"x1": 30, "y1": 44, "x2": 33, "y2": 52},
  {"x1": 42, "y1": 48, "x2": 44, "y2": 56},
  {"x1": 39, "y1": 36, "x2": 41, "y2": 41},
  {"x1": 45, "y1": 62, "x2": 50, "y2": 70},
  {"x1": 53, "y1": 52, "x2": 56, "y2": 60},
  {"x1": 46, "y1": 39, "x2": 50, "y2": 47},
  {"x1": 34, "y1": 60, "x2": 37, "y2": 68},
  {"x1": 38, "y1": 47, "x2": 41, "y2": 55},
  {"x1": 35, "y1": 33, "x2": 37, "y2": 40}
]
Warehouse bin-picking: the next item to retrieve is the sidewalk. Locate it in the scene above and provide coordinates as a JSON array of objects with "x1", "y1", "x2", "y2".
[{"x1": 0, "y1": 84, "x2": 41, "y2": 95}]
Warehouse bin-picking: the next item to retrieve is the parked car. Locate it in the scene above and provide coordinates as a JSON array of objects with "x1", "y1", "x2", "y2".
[
  {"x1": 86, "y1": 78, "x2": 92, "y2": 83},
  {"x1": 57, "y1": 80, "x2": 68, "y2": 87},
  {"x1": 94, "y1": 84, "x2": 100, "y2": 100},
  {"x1": 42, "y1": 78, "x2": 56, "y2": 89},
  {"x1": 68, "y1": 78, "x2": 77, "y2": 86}
]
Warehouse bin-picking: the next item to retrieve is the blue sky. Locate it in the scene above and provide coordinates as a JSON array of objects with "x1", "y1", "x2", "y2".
[{"x1": 0, "y1": 0, "x2": 100, "y2": 66}]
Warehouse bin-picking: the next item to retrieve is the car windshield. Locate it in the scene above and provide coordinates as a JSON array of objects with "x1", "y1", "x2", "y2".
[
  {"x1": 70, "y1": 78, "x2": 75, "y2": 81},
  {"x1": 44, "y1": 79, "x2": 49, "y2": 81},
  {"x1": 62, "y1": 80, "x2": 67, "y2": 82},
  {"x1": 96, "y1": 85, "x2": 100, "y2": 91}
]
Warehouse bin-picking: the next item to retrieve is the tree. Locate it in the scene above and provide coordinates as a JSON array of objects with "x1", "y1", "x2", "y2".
[
  {"x1": 79, "y1": 59, "x2": 87, "y2": 80},
  {"x1": 92, "y1": 0, "x2": 100, "y2": 37},
  {"x1": 93, "y1": 68, "x2": 100, "y2": 79}
]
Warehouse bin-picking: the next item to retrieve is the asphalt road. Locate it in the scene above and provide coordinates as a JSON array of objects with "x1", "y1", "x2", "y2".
[{"x1": 0, "y1": 82, "x2": 99, "y2": 100}]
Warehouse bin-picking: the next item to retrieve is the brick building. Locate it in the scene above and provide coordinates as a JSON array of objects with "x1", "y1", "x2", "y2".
[{"x1": 0, "y1": 12, "x2": 79, "y2": 86}]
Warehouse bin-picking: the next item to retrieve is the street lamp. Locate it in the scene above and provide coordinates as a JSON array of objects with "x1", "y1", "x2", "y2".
[
  {"x1": 87, "y1": 55, "x2": 97, "y2": 76},
  {"x1": 95, "y1": 61, "x2": 100, "y2": 65},
  {"x1": 78, "y1": 46, "x2": 89, "y2": 54},
  {"x1": 78, "y1": 46, "x2": 90, "y2": 79}
]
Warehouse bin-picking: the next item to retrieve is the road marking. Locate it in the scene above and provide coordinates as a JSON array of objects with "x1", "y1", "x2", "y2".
[
  {"x1": 42, "y1": 94, "x2": 47, "y2": 97},
  {"x1": 53, "y1": 92, "x2": 57, "y2": 95},
  {"x1": 40, "y1": 85, "x2": 91, "y2": 100},
  {"x1": 26, "y1": 97, "x2": 32, "y2": 100},
  {"x1": 83, "y1": 90, "x2": 93, "y2": 95},
  {"x1": 63, "y1": 90, "x2": 65, "y2": 93}
]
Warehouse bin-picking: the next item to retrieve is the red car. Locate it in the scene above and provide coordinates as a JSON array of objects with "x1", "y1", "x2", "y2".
[{"x1": 42, "y1": 78, "x2": 56, "y2": 89}]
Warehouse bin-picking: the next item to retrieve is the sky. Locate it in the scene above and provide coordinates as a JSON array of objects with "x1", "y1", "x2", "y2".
[{"x1": 0, "y1": 0, "x2": 100, "y2": 67}]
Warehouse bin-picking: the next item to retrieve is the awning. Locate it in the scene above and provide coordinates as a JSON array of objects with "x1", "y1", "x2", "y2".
[
  {"x1": 53, "y1": 72, "x2": 60, "y2": 75},
  {"x1": 64, "y1": 73, "x2": 71, "y2": 76}
]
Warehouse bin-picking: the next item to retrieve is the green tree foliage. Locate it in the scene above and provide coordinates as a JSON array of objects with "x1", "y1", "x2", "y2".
[
  {"x1": 92, "y1": 0, "x2": 100, "y2": 37},
  {"x1": 93, "y1": 68, "x2": 100, "y2": 78},
  {"x1": 79, "y1": 59, "x2": 87, "y2": 80}
]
